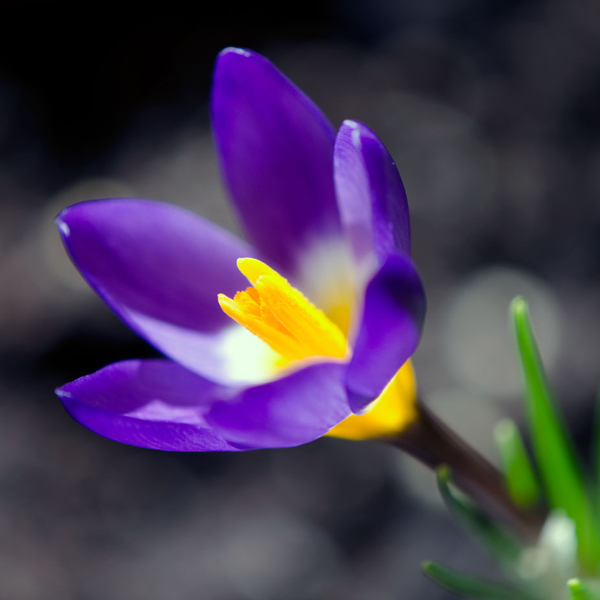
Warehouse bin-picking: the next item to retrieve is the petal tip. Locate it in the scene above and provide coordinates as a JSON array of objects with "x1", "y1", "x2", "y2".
[
  {"x1": 54, "y1": 200, "x2": 96, "y2": 238},
  {"x1": 341, "y1": 119, "x2": 360, "y2": 130},
  {"x1": 341, "y1": 119, "x2": 377, "y2": 141},
  {"x1": 337, "y1": 120, "x2": 379, "y2": 152},
  {"x1": 218, "y1": 46, "x2": 253, "y2": 60},
  {"x1": 55, "y1": 215, "x2": 71, "y2": 238},
  {"x1": 55, "y1": 387, "x2": 72, "y2": 399}
]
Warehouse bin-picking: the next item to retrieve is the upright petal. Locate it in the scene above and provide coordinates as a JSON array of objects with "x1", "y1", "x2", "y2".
[
  {"x1": 207, "y1": 361, "x2": 350, "y2": 448},
  {"x1": 334, "y1": 120, "x2": 410, "y2": 277},
  {"x1": 211, "y1": 48, "x2": 341, "y2": 274},
  {"x1": 56, "y1": 360, "x2": 242, "y2": 451},
  {"x1": 56, "y1": 199, "x2": 259, "y2": 381},
  {"x1": 345, "y1": 253, "x2": 426, "y2": 413}
]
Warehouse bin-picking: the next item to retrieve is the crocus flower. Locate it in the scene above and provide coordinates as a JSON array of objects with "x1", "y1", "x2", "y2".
[{"x1": 55, "y1": 48, "x2": 426, "y2": 451}]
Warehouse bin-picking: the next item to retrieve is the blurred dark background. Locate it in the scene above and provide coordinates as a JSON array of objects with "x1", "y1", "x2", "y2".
[{"x1": 0, "y1": 0, "x2": 599, "y2": 598}]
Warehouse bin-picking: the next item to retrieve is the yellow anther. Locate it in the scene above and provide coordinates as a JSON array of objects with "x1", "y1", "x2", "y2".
[
  {"x1": 218, "y1": 293, "x2": 305, "y2": 361},
  {"x1": 237, "y1": 257, "x2": 279, "y2": 286},
  {"x1": 218, "y1": 258, "x2": 348, "y2": 364}
]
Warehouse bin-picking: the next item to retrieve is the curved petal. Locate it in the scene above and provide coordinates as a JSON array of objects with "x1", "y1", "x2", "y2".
[
  {"x1": 207, "y1": 361, "x2": 350, "y2": 448},
  {"x1": 334, "y1": 120, "x2": 410, "y2": 276},
  {"x1": 56, "y1": 199, "x2": 259, "y2": 380},
  {"x1": 56, "y1": 360, "x2": 243, "y2": 451},
  {"x1": 345, "y1": 253, "x2": 426, "y2": 413},
  {"x1": 211, "y1": 48, "x2": 342, "y2": 274}
]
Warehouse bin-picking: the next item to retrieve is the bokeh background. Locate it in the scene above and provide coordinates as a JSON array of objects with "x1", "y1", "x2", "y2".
[{"x1": 1, "y1": 0, "x2": 599, "y2": 598}]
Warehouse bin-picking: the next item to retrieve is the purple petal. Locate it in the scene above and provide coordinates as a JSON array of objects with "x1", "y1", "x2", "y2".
[
  {"x1": 56, "y1": 199, "x2": 257, "y2": 380},
  {"x1": 211, "y1": 48, "x2": 341, "y2": 273},
  {"x1": 207, "y1": 361, "x2": 350, "y2": 448},
  {"x1": 56, "y1": 360, "x2": 243, "y2": 451},
  {"x1": 334, "y1": 120, "x2": 410, "y2": 270},
  {"x1": 346, "y1": 254, "x2": 426, "y2": 413}
]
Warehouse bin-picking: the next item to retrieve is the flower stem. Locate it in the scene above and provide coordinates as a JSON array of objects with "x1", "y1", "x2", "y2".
[{"x1": 388, "y1": 403, "x2": 544, "y2": 543}]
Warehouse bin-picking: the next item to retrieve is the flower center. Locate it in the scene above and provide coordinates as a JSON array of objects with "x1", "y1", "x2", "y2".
[
  {"x1": 218, "y1": 258, "x2": 418, "y2": 441},
  {"x1": 218, "y1": 258, "x2": 348, "y2": 365}
]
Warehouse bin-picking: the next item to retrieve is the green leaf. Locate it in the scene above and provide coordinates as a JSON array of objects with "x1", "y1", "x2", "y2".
[
  {"x1": 510, "y1": 297, "x2": 600, "y2": 571},
  {"x1": 494, "y1": 419, "x2": 540, "y2": 508},
  {"x1": 437, "y1": 466, "x2": 523, "y2": 567},
  {"x1": 593, "y1": 385, "x2": 600, "y2": 509},
  {"x1": 568, "y1": 578, "x2": 600, "y2": 600},
  {"x1": 422, "y1": 561, "x2": 536, "y2": 599}
]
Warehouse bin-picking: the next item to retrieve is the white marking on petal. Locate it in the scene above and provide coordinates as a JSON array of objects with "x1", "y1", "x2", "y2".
[
  {"x1": 56, "y1": 219, "x2": 70, "y2": 236},
  {"x1": 294, "y1": 234, "x2": 364, "y2": 337},
  {"x1": 223, "y1": 47, "x2": 252, "y2": 58},
  {"x1": 219, "y1": 324, "x2": 280, "y2": 385},
  {"x1": 126, "y1": 400, "x2": 206, "y2": 424},
  {"x1": 350, "y1": 127, "x2": 362, "y2": 148}
]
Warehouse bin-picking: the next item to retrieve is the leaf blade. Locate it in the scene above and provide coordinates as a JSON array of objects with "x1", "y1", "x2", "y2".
[
  {"x1": 568, "y1": 578, "x2": 600, "y2": 600},
  {"x1": 494, "y1": 419, "x2": 540, "y2": 508},
  {"x1": 422, "y1": 561, "x2": 536, "y2": 600},
  {"x1": 510, "y1": 297, "x2": 600, "y2": 570},
  {"x1": 436, "y1": 465, "x2": 523, "y2": 567}
]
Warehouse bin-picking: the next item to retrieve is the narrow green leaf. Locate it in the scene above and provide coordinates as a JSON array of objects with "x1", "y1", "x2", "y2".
[
  {"x1": 593, "y1": 384, "x2": 600, "y2": 510},
  {"x1": 510, "y1": 297, "x2": 600, "y2": 570},
  {"x1": 437, "y1": 466, "x2": 523, "y2": 567},
  {"x1": 568, "y1": 578, "x2": 600, "y2": 600},
  {"x1": 569, "y1": 579, "x2": 587, "y2": 600},
  {"x1": 494, "y1": 419, "x2": 540, "y2": 508},
  {"x1": 422, "y1": 561, "x2": 536, "y2": 600}
]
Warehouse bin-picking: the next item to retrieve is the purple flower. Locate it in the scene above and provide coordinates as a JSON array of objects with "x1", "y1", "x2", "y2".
[{"x1": 55, "y1": 48, "x2": 426, "y2": 451}]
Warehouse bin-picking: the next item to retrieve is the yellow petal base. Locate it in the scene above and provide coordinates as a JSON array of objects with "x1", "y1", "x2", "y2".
[{"x1": 326, "y1": 360, "x2": 418, "y2": 440}]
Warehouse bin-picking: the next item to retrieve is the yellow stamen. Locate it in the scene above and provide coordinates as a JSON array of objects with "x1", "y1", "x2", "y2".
[
  {"x1": 218, "y1": 293, "x2": 308, "y2": 361},
  {"x1": 218, "y1": 258, "x2": 347, "y2": 363},
  {"x1": 218, "y1": 257, "x2": 419, "y2": 439}
]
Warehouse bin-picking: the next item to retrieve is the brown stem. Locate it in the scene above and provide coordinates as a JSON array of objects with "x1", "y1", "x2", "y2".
[{"x1": 387, "y1": 403, "x2": 545, "y2": 543}]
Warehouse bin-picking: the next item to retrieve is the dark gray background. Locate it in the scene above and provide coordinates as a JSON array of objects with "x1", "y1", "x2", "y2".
[{"x1": 0, "y1": 1, "x2": 598, "y2": 597}]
